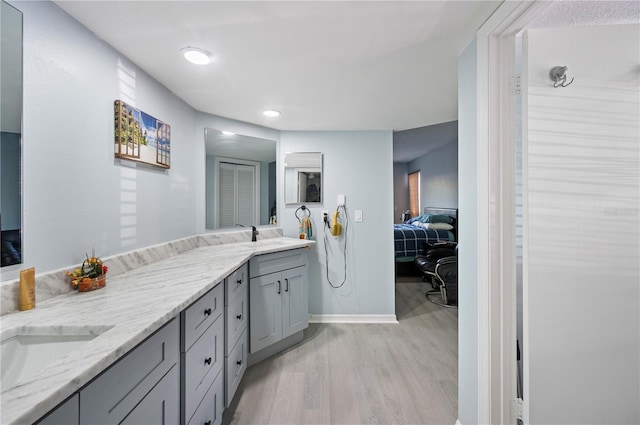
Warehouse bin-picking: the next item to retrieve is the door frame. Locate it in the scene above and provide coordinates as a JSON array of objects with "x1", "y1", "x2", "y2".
[{"x1": 475, "y1": 1, "x2": 551, "y2": 423}]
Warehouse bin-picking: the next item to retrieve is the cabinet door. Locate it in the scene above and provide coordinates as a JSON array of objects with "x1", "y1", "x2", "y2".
[
  {"x1": 37, "y1": 394, "x2": 78, "y2": 425},
  {"x1": 282, "y1": 265, "x2": 308, "y2": 339},
  {"x1": 249, "y1": 271, "x2": 282, "y2": 353},
  {"x1": 183, "y1": 316, "x2": 224, "y2": 423},
  {"x1": 80, "y1": 319, "x2": 179, "y2": 424},
  {"x1": 225, "y1": 329, "x2": 248, "y2": 407},
  {"x1": 187, "y1": 372, "x2": 223, "y2": 425},
  {"x1": 120, "y1": 366, "x2": 179, "y2": 425}
]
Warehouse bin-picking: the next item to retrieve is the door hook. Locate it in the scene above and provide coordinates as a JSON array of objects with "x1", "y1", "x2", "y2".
[{"x1": 549, "y1": 65, "x2": 574, "y2": 88}]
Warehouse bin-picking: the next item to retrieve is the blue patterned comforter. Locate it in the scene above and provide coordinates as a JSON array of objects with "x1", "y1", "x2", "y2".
[{"x1": 393, "y1": 224, "x2": 454, "y2": 258}]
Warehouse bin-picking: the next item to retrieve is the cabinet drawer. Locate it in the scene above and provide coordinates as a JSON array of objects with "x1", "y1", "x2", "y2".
[
  {"x1": 249, "y1": 249, "x2": 307, "y2": 278},
  {"x1": 225, "y1": 283, "x2": 248, "y2": 354},
  {"x1": 225, "y1": 263, "x2": 248, "y2": 305},
  {"x1": 183, "y1": 316, "x2": 224, "y2": 423},
  {"x1": 120, "y1": 365, "x2": 179, "y2": 425},
  {"x1": 187, "y1": 371, "x2": 224, "y2": 425},
  {"x1": 225, "y1": 328, "x2": 248, "y2": 408},
  {"x1": 182, "y1": 283, "x2": 223, "y2": 351},
  {"x1": 80, "y1": 319, "x2": 179, "y2": 425}
]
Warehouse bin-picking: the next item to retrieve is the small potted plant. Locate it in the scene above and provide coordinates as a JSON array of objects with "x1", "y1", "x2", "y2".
[{"x1": 65, "y1": 251, "x2": 108, "y2": 292}]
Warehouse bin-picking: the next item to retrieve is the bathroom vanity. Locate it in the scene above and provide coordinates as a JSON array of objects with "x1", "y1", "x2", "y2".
[{"x1": 0, "y1": 236, "x2": 313, "y2": 425}]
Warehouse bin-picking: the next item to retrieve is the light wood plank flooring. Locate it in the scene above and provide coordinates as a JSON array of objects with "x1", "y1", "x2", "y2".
[{"x1": 223, "y1": 277, "x2": 458, "y2": 425}]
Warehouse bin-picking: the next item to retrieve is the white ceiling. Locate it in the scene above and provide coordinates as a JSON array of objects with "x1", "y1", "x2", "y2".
[
  {"x1": 54, "y1": 0, "x2": 502, "y2": 132},
  {"x1": 205, "y1": 128, "x2": 276, "y2": 162}
]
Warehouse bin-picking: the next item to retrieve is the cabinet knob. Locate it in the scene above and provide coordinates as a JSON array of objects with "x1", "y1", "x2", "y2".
[
  {"x1": 236, "y1": 314, "x2": 242, "y2": 320},
  {"x1": 205, "y1": 357, "x2": 212, "y2": 365},
  {"x1": 204, "y1": 308, "x2": 212, "y2": 316},
  {"x1": 236, "y1": 278, "x2": 242, "y2": 285},
  {"x1": 236, "y1": 360, "x2": 242, "y2": 366},
  {"x1": 205, "y1": 421, "x2": 212, "y2": 425}
]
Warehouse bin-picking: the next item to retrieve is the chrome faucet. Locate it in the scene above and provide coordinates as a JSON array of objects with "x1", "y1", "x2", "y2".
[{"x1": 251, "y1": 226, "x2": 259, "y2": 242}]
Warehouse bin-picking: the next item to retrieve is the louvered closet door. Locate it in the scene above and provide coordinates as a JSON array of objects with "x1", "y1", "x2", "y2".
[
  {"x1": 236, "y1": 164, "x2": 255, "y2": 227},
  {"x1": 217, "y1": 162, "x2": 256, "y2": 228},
  {"x1": 218, "y1": 162, "x2": 237, "y2": 228}
]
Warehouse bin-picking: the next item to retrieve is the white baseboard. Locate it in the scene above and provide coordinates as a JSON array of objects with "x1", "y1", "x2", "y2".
[{"x1": 308, "y1": 314, "x2": 398, "y2": 324}]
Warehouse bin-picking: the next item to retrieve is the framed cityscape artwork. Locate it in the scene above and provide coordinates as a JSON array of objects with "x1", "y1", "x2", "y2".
[{"x1": 114, "y1": 100, "x2": 170, "y2": 169}]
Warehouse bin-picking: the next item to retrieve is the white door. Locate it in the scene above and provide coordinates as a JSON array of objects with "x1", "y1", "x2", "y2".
[
  {"x1": 522, "y1": 24, "x2": 639, "y2": 424},
  {"x1": 216, "y1": 162, "x2": 257, "y2": 228}
]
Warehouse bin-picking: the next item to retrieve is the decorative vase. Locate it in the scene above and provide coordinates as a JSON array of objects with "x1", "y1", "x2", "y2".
[{"x1": 78, "y1": 275, "x2": 106, "y2": 292}]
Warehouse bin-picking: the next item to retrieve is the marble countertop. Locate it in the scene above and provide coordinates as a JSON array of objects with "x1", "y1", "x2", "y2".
[{"x1": 0, "y1": 237, "x2": 315, "y2": 425}]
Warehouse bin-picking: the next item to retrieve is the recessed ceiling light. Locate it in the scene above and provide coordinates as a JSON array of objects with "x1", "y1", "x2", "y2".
[
  {"x1": 263, "y1": 110, "x2": 281, "y2": 117},
  {"x1": 222, "y1": 131, "x2": 235, "y2": 135},
  {"x1": 180, "y1": 46, "x2": 213, "y2": 65}
]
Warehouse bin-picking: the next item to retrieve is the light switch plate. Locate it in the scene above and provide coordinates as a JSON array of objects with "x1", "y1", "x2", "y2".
[{"x1": 355, "y1": 210, "x2": 363, "y2": 222}]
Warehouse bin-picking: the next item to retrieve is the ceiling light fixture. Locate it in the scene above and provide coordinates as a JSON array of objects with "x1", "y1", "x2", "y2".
[
  {"x1": 222, "y1": 131, "x2": 235, "y2": 135},
  {"x1": 180, "y1": 46, "x2": 213, "y2": 65},
  {"x1": 263, "y1": 110, "x2": 281, "y2": 117}
]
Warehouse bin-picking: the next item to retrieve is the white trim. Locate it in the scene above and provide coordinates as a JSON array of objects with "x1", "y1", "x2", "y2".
[
  {"x1": 456, "y1": 420, "x2": 462, "y2": 425},
  {"x1": 308, "y1": 314, "x2": 398, "y2": 324},
  {"x1": 474, "y1": 1, "x2": 552, "y2": 424}
]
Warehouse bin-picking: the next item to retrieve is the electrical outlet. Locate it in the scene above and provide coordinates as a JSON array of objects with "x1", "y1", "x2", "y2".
[{"x1": 354, "y1": 210, "x2": 363, "y2": 222}]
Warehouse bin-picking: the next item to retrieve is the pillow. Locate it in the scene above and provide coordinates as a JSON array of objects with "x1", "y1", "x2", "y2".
[
  {"x1": 417, "y1": 222, "x2": 453, "y2": 230},
  {"x1": 405, "y1": 215, "x2": 424, "y2": 224},
  {"x1": 423, "y1": 214, "x2": 454, "y2": 224}
]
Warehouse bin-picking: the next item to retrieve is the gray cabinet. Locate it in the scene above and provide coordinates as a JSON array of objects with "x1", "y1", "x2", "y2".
[
  {"x1": 36, "y1": 394, "x2": 78, "y2": 425},
  {"x1": 121, "y1": 366, "x2": 179, "y2": 425},
  {"x1": 181, "y1": 283, "x2": 225, "y2": 425},
  {"x1": 79, "y1": 319, "x2": 179, "y2": 425},
  {"x1": 224, "y1": 263, "x2": 248, "y2": 407},
  {"x1": 249, "y1": 249, "x2": 308, "y2": 354}
]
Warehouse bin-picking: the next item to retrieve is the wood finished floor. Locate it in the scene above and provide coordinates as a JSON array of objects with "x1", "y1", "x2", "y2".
[{"x1": 223, "y1": 277, "x2": 458, "y2": 425}]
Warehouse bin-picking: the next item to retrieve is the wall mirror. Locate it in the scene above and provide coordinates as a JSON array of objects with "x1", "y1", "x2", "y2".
[
  {"x1": 284, "y1": 152, "x2": 323, "y2": 205},
  {"x1": 205, "y1": 128, "x2": 277, "y2": 229},
  {"x1": 1, "y1": 0, "x2": 23, "y2": 268}
]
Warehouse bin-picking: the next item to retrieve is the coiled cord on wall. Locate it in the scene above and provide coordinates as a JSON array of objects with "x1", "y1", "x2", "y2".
[{"x1": 323, "y1": 205, "x2": 348, "y2": 288}]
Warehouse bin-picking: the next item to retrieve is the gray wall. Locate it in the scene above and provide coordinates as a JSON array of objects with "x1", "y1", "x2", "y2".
[
  {"x1": 393, "y1": 121, "x2": 458, "y2": 221},
  {"x1": 15, "y1": 0, "x2": 199, "y2": 275},
  {"x1": 457, "y1": 37, "x2": 478, "y2": 425},
  {"x1": 280, "y1": 131, "x2": 396, "y2": 317},
  {"x1": 407, "y1": 139, "x2": 458, "y2": 209}
]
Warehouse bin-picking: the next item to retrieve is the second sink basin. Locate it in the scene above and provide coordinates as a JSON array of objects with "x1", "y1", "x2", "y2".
[{"x1": 0, "y1": 325, "x2": 113, "y2": 391}]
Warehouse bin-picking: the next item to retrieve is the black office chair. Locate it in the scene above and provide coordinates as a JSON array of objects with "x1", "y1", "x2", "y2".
[{"x1": 414, "y1": 242, "x2": 458, "y2": 308}]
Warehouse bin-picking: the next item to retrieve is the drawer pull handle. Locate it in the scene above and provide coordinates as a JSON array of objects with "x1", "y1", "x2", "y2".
[
  {"x1": 236, "y1": 360, "x2": 242, "y2": 366},
  {"x1": 285, "y1": 278, "x2": 289, "y2": 292},
  {"x1": 204, "y1": 308, "x2": 212, "y2": 316},
  {"x1": 277, "y1": 280, "x2": 281, "y2": 295},
  {"x1": 236, "y1": 314, "x2": 242, "y2": 320},
  {"x1": 236, "y1": 278, "x2": 242, "y2": 285},
  {"x1": 205, "y1": 421, "x2": 212, "y2": 425},
  {"x1": 205, "y1": 357, "x2": 212, "y2": 365}
]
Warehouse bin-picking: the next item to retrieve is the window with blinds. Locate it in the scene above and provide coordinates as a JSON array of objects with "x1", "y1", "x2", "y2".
[
  {"x1": 217, "y1": 162, "x2": 257, "y2": 228},
  {"x1": 408, "y1": 171, "x2": 420, "y2": 218}
]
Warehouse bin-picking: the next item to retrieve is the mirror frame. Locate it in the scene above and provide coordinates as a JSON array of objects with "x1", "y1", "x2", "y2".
[
  {"x1": 1, "y1": 0, "x2": 23, "y2": 270},
  {"x1": 284, "y1": 152, "x2": 323, "y2": 205},
  {"x1": 204, "y1": 128, "x2": 277, "y2": 230}
]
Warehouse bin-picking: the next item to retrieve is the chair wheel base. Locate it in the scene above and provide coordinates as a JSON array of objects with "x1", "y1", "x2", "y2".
[{"x1": 426, "y1": 291, "x2": 458, "y2": 309}]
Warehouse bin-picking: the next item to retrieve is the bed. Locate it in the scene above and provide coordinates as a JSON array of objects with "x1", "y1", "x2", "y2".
[{"x1": 394, "y1": 207, "x2": 458, "y2": 265}]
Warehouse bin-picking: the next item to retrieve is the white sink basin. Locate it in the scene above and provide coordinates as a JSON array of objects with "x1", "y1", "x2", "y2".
[{"x1": 0, "y1": 325, "x2": 113, "y2": 390}]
